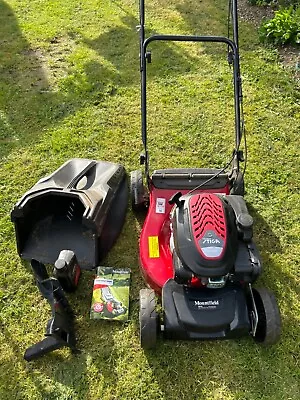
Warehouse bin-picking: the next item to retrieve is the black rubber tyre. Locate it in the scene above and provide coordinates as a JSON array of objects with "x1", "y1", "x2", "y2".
[
  {"x1": 139, "y1": 288, "x2": 158, "y2": 349},
  {"x1": 252, "y1": 287, "x2": 281, "y2": 346},
  {"x1": 130, "y1": 170, "x2": 146, "y2": 211}
]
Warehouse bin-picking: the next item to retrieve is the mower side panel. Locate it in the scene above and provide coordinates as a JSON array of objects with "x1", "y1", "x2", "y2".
[
  {"x1": 139, "y1": 183, "x2": 229, "y2": 292},
  {"x1": 139, "y1": 187, "x2": 175, "y2": 293}
]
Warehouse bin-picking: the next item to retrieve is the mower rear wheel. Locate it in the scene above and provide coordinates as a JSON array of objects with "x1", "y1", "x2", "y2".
[
  {"x1": 139, "y1": 288, "x2": 159, "y2": 349},
  {"x1": 130, "y1": 170, "x2": 146, "y2": 211},
  {"x1": 252, "y1": 287, "x2": 281, "y2": 346}
]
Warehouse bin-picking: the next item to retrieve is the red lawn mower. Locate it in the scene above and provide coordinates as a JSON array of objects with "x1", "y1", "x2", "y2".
[{"x1": 131, "y1": 0, "x2": 281, "y2": 348}]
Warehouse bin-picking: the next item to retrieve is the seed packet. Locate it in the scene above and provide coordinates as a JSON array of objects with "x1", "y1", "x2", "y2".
[{"x1": 90, "y1": 267, "x2": 131, "y2": 322}]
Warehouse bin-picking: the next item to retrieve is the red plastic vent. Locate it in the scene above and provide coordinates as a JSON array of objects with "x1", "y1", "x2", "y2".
[{"x1": 189, "y1": 193, "x2": 226, "y2": 240}]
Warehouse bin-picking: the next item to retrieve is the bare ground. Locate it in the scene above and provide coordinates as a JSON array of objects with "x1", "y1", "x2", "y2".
[{"x1": 238, "y1": 0, "x2": 299, "y2": 79}]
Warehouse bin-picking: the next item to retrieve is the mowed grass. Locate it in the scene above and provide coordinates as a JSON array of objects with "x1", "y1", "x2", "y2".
[{"x1": 0, "y1": 0, "x2": 299, "y2": 399}]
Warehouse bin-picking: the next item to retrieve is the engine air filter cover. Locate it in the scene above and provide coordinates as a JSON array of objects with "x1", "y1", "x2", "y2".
[
  {"x1": 172, "y1": 193, "x2": 237, "y2": 277},
  {"x1": 189, "y1": 194, "x2": 226, "y2": 260}
]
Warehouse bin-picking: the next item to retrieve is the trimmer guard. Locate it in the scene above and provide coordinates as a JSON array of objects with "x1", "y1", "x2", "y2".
[{"x1": 11, "y1": 158, "x2": 128, "y2": 269}]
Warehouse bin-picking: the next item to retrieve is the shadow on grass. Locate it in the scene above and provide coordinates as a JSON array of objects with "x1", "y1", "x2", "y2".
[
  {"x1": 0, "y1": 1, "x2": 76, "y2": 159},
  {"x1": 0, "y1": 1, "x2": 115, "y2": 162},
  {"x1": 82, "y1": 13, "x2": 197, "y2": 88},
  {"x1": 175, "y1": 0, "x2": 260, "y2": 56},
  {"x1": 0, "y1": 0, "x2": 201, "y2": 163},
  {"x1": 249, "y1": 206, "x2": 299, "y2": 311}
]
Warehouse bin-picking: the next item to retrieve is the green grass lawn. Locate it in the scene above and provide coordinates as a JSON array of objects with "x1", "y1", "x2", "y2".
[{"x1": 0, "y1": 0, "x2": 299, "y2": 399}]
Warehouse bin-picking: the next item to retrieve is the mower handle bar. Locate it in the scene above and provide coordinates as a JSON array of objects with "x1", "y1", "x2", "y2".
[
  {"x1": 140, "y1": 34, "x2": 243, "y2": 176},
  {"x1": 143, "y1": 34, "x2": 237, "y2": 51}
]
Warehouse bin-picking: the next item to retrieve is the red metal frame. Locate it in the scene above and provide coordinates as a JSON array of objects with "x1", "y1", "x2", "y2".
[{"x1": 139, "y1": 182, "x2": 230, "y2": 294}]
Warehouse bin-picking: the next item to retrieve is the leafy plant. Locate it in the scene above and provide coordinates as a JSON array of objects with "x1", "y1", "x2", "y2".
[{"x1": 259, "y1": 6, "x2": 300, "y2": 45}]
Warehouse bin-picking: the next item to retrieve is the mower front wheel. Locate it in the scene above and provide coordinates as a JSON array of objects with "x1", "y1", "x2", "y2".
[
  {"x1": 139, "y1": 288, "x2": 159, "y2": 349},
  {"x1": 130, "y1": 170, "x2": 146, "y2": 211},
  {"x1": 252, "y1": 287, "x2": 281, "y2": 346}
]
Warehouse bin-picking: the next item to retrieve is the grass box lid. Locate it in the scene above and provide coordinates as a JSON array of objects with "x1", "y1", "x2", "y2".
[{"x1": 90, "y1": 267, "x2": 131, "y2": 322}]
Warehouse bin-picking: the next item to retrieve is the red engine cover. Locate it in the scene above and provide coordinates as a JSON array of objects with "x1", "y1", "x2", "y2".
[
  {"x1": 139, "y1": 182, "x2": 230, "y2": 293},
  {"x1": 189, "y1": 193, "x2": 227, "y2": 260}
]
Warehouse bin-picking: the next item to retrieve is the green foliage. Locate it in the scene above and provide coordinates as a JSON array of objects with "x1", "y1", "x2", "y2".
[{"x1": 260, "y1": 6, "x2": 300, "y2": 45}]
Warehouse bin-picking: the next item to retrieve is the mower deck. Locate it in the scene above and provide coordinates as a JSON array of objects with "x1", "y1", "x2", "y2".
[{"x1": 162, "y1": 279, "x2": 250, "y2": 340}]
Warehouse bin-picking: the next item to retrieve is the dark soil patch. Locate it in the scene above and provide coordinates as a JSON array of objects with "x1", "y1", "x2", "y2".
[
  {"x1": 238, "y1": 0, "x2": 274, "y2": 27},
  {"x1": 238, "y1": 0, "x2": 299, "y2": 78}
]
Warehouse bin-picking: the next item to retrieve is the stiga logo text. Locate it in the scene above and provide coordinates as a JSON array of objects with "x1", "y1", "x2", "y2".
[{"x1": 202, "y1": 238, "x2": 221, "y2": 244}]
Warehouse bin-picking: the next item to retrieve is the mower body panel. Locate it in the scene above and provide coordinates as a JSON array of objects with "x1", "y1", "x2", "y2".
[
  {"x1": 139, "y1": 169, "x2": 230, "y2": 292},
  {"x1": 139, "y1": 172, "x2": 261, "y2": 292},
  {"x1": 162, "y1": 279, "x2": 250, "y2": 340},
  {"x1": 11, "y1": 158, "x2": 128, "y2": 269}
]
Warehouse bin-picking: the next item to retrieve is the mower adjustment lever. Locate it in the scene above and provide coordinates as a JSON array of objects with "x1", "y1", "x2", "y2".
[
  {"x1": 168, "y1": 192, "x2": 183, "y2": 208},
  {"x1": 145, "y1": 51, "x2": 152, "y2": 63},
  {"x1": 236, "y1": 150, "x2": 244, "y2": 162},
  {"x1": 140, "y1": 153, "x2": 146, "y2": 165}
]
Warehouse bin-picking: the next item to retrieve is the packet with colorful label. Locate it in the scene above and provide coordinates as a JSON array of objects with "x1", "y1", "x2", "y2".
[{"x1": 90, "y1": 267, "x2": 131, "y2": 322}]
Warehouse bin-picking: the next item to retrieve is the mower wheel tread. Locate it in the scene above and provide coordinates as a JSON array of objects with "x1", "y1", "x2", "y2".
[
  {"x1": 130, "y1": 170, "x2": 146, "y2": 211},
  {"x1": 253, "y1": 287, "x2": 281, "y2": 346},
  {"x1": 139, "y1": 288, "x2": 158, "y2": 349}
]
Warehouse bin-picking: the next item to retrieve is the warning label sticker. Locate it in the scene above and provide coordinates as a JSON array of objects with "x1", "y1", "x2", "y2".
[
  {"x1": 156, "y1": 198, "x2": 166, "y2": 214},
  {"x1": 148, "y1": 236, "x2": 160, "y2": 258}
]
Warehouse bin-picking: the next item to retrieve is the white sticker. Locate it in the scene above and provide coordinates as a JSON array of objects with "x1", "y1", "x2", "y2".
[
  {"x1": 156, "y1": 198, "x2": 166, "y2": 214},
  {"x1": 94, "y1": 278, "x2": 114, "y2": 286}
]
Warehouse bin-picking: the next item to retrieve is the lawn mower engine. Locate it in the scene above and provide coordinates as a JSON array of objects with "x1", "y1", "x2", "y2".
[{"x1": 163, "y1": 192, "x2": 262, "y2": 340}]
